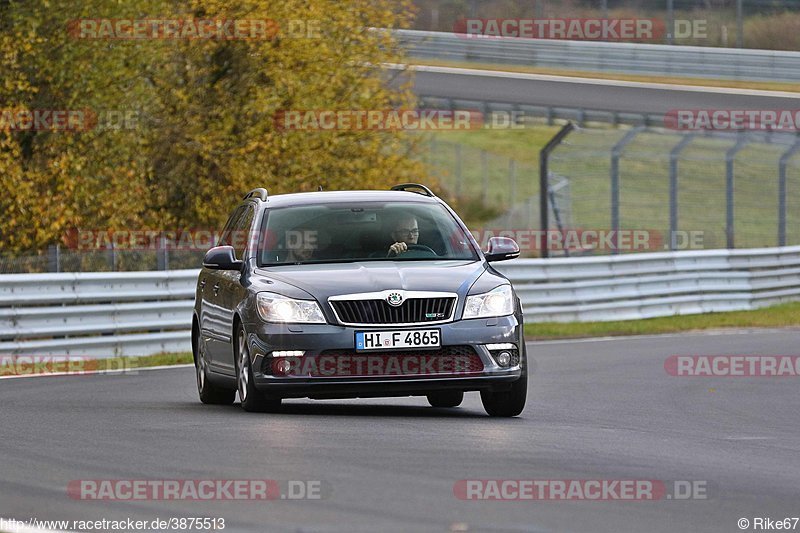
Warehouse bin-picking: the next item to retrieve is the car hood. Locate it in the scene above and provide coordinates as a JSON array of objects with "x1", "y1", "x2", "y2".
[{"x1": 254, "y1": 260, "x2": 490, "y2": 301}]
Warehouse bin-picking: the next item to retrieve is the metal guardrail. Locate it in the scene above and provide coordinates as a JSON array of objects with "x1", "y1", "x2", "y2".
[
  {"x1": 0, "y1": 271, "x2": 198, "y2": 356},
  {"x1": 495, "y1": 245, "x2": 800, "y2": 322},
  {"x1": 397, "y1": 29, "x2": 800, "y2": 83},
  {"x1": 419, "y1": 95, "x2": 665, "y2": 128},
  {"x1": 1, "y1": 246, "x2": 798, "y2": 356}
]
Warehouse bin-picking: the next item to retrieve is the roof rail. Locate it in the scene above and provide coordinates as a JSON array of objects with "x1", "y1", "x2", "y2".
[
  {"x1": 390, "y1": 183, "x2": 436, "y2": 197},
  {"x1": 243, "y1": 188, "x2": 268, "y2": 201}
]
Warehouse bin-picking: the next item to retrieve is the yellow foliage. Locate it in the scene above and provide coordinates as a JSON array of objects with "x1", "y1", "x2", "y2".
[{"x1": 0, "y1": 0, "x2": 427, "y2": 253}]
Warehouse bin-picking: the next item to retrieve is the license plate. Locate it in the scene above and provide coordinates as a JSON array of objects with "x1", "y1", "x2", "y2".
[{"x1": 355, "y1": 329, "x2": 441, "y2": 351}]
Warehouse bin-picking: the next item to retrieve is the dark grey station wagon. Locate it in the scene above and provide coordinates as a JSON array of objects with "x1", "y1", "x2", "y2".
[{"x1": 193, "y1": 184, "x2": 527, "y2": 416}]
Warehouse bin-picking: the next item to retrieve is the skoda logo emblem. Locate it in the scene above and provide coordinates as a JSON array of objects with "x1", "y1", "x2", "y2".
[{"x1": 386, "y1": 292, "x2": 404, "y2": 307}]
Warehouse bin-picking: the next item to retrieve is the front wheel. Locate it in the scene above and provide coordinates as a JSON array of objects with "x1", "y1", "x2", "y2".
[
  {"x1": 236, "y1": 325, "x2": 281, "y2": 413},
  {"x1": 480, "y1": 371, "x2": 527, "y2": 417}
]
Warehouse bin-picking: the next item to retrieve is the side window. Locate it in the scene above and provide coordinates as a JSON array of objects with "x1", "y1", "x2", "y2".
[
  {"x1": 218, "y1": 207, "x2": 244, "y2": 248},
  {"x1": 232, "y1": 206, "x2": 255, "y2": 260}
]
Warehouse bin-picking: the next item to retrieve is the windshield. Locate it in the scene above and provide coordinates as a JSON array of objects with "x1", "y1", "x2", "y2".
[{"x1": 257, "y1": 201, "x2": 479, "y2": 266}]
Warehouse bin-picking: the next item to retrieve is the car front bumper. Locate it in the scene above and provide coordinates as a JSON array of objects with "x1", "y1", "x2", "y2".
[{"x1": 245, "y1": 315, "x2": 524, "y2": 399}]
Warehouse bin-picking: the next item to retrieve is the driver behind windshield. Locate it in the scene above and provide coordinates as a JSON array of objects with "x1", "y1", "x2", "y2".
[
  {"x1": 387, "y1": 215, "x2": 420, "y2": 257},
  {"x1": 284, "y1": 227, "x2": 318, "y2": 263}
]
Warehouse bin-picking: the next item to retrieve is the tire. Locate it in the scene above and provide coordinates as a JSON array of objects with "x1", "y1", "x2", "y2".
[
  {"x1": 236, "y1": 324, "x2": 281, "y2": 413},
  {"x1": 480, "y1": 370, "x2": 527, "y2": 417},
  {"x1": 427, "y1": 390, "x2": 464, "y2": 408},
  {"x1": 194, "y1": 327, "x2": 235, "y2": 405}
]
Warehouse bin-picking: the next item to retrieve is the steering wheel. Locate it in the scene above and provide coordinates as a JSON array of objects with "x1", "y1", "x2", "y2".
[
  {"x1": 389, "y1": 244, "x2": 438, "y2": 258},
  {"x1": 406, "y1": 244, "x2": 436, "y2": 254}
]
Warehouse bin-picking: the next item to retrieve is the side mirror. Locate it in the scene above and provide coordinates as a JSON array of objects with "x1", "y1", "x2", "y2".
[
  {"x1": 485, "y1": 237, "x2": 520, "y2": 262},
  {"x1": 203, "y1": 245, "x2": 243, "y2": 271}
]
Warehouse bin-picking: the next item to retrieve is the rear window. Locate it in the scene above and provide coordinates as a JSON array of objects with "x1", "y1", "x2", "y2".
[{"x1": 257, "y1": 201, "x2": 479, "y2": 266}]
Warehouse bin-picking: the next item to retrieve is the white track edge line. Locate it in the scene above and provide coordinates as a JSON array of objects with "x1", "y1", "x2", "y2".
[{"x1": 388, "y1": 63, "x2": 800, "y2": 98}]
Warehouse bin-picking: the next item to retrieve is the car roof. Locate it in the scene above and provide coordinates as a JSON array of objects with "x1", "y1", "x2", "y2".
[{"x1": 248, "y1": 190, "x2": 443, "y2": 209}]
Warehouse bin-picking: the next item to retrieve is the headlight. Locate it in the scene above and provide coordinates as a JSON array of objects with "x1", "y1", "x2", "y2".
[
  {"x1": 463, "y1": 285, "x2": 514, "y2": 319},
  {"x1": 256, "y1": 292, "x2": 326, "y2": 323}
]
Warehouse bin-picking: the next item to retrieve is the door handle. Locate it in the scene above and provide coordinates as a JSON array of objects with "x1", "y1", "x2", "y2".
[
  {"x1": 213, "y1": 283, "x2": 220, "y2": 295},
  {"x1": 199, "y1": 279, "x2": 206, "y2": 289}
]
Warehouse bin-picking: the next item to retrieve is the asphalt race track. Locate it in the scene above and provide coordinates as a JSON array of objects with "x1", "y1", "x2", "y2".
[
  {"x1": 1, "y1": 329, "x2": 799, "y2": 533},
  {"x1": 393, "y1": 65, "x2": 800, "y2": 115}
]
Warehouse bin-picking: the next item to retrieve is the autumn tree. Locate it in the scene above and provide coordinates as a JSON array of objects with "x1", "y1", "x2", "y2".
[{"x1": 0, "y1": 0, "x2": 424, "y2": 254}]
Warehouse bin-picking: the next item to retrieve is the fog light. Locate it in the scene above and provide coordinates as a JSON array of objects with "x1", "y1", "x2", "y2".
[
  {"x1": 275, "y1": 359, "x2": 292, "y2": 374},
  {"x1": 495, "y1": 351, "x2": 511, "y2": 367}
]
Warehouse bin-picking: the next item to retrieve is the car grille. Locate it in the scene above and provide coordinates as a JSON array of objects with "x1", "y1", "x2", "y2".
[
  {"x1": 330, "y1": 297, "x2": 456, "y2": 325},
  {"x1": 267, "y1": 346, "x2": 484, "y2": 377}
]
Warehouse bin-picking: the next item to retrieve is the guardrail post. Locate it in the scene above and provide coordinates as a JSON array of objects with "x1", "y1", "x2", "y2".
[
  {"x1": 610, "y1": 127, "x2": 644, "y2": 254},
  {"x1": 669, "y1": 133, "x2": 696, "y2": 250},
  {"x1": 539, "y1": 122, "x2": 575, "y2": 259},
  {"x1": 726, "y1": 134, "x2": 749, "y2": 249},
  {"x1": 778, "y1": 138, "x2": 800, "y2": 247}
]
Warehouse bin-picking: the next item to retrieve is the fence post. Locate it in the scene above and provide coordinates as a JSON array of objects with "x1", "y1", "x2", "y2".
[
  {"x1": 157, "y1": 235, "x2": 169, "y2": 271},
  {"x1": 506, "y1": 159, "x2": 517, "y2": 227},
  {"x1": 669, "y1": 133, "x2": 696, "y2": 251},
  {"x1": 736, "y1": 0, "x2": 743, "y2": 48},
  {"x1": 778, "y1": 138, "x2": 800, "y2": 247},
  {"x1": 481, "y1": 149, "x2": 489, "y2": 205},
  {"x1": 548, "y1": 181, "x2": 569, "y2": 258},
  {"x1": 667, "y1": 0, "x2": 674, "y2": 45},
  {"x1": 610, "y1": 127, "x2": 644, "y2": 254},
  {"x1": 455, "y1": 143, "x2": 462, "y2": 198},
  {"x1": 726, "y1": 135, "x2": 748, "y2": 249},
  {"x1": 509, "y1": 159, "x2": 516, "y2": 208},
  {"x1": 539, "y1": 122, "x2": 575, "y2": 259},
  {"x1": 527, "y1": 196, "x2": 534, "y2": 230},
  {"x1": 47, "y1": 244, "x2": 60, "y2": 273}
]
